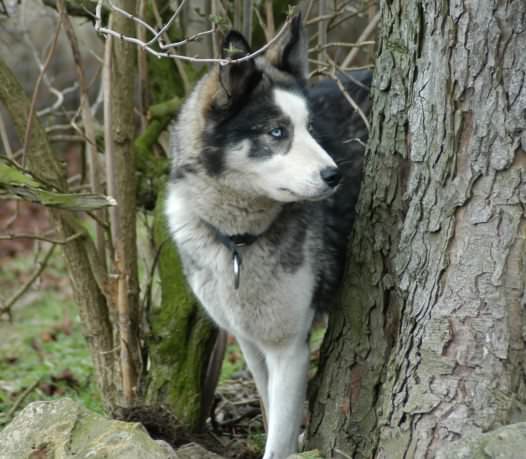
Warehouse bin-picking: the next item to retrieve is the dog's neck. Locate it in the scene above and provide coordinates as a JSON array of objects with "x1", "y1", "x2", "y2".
[{"x1": 187, "y1": 177, "x2": 283, "y2": 237}]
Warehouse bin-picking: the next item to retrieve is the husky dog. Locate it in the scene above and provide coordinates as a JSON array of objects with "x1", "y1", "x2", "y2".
[{"x1": 166, "y1": 15, "x2": 369, "y2": 459}]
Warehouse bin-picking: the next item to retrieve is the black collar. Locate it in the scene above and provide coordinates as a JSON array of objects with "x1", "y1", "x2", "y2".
[{"x1": 202, "y1": 221, "x2": 260, "y2": 289}]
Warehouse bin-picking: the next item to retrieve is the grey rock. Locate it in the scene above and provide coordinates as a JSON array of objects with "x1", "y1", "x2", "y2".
[{"x1": 0, "y1": 399, "x2": 177, "y2": 459}]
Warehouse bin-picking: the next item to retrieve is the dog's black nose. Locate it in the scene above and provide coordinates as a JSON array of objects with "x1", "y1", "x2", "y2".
[{"x1": 320, "y1": 167, "x2": 342, "y2": 188}]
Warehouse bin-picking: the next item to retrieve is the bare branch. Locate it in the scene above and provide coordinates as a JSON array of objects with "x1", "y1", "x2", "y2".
[
  {"x1": 0, "y1": 231, "x2": 84, "y2": 245},
  {"x1": 264, "y1": 0, "x2": 275, "y2": 39},
  {"x1": 331, "y1": 72, "x2": 370, "y2": 131},
  {"x1": 0, "y1": 244, "x2": 56, "y2": 316},
  {"x1": 58, "y1": 0, "x2": 107, "y2": 267},
  {"x1": 21, "y1": 20, "x2": 62, "y2": 166},
  {"x1": 149, "y1": 0, "x2": 191, "y2": 95},
  {"x1": 1, "y1": 379, "x2": 41, "y2": 424},
  {"x1": 309, "y1": 40, "x2": 375, "y2": 53},
  {"x1": 341, "y1": 12, "x2": 380, "y2": 68},
  {"x1": 317, "y1": 0, "x2": 328, "y2": 70},
  {"x1": 242, "y1": 0, "x2": 253, "y2": 46},
  {"x1": 94, "y1": 0, "x2": 293, "y2": 65},
  {"x1": 0, "y1": 112, "x2": 13, "y2": 158},
  {"x1": 103, "y1": 35, "x2": 118, "y2": 246}
]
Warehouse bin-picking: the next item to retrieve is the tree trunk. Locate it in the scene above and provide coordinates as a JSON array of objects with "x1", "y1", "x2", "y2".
[
  {"x1": 108, "y1": 0, "x2": 142, "y2": 404},
  {"x1": 309, "y1": 0, "x2": 526, "y2": 457}
]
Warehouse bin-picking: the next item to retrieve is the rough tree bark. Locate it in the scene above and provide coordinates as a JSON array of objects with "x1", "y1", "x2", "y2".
[
  {"x1": 309, "y1": 0, "x2": 526, "y2": 458},
  {"x1": 108, "y1": 0, "x2": 142, "y2": 404}
]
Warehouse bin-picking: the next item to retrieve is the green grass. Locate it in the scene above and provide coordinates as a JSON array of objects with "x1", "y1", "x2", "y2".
[
  {"x1": 220, "y1": 338, "x2": 246, "y2": 384},
  {"x1": 0, "y1": 250, "x2": 101, "y2": 426}
]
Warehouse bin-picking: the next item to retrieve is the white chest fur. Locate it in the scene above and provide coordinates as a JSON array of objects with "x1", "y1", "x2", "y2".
[{"x1": 165, "y1": 184, "x2": 316, "y2": 345}]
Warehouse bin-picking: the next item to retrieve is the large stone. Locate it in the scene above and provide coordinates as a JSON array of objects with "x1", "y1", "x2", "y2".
[
  {"x1": 0, "y1": 399, "x2": 177, "y2": 459},
  {"x1": 435, "y1": 423, "x2": 526, "y2": 459}
]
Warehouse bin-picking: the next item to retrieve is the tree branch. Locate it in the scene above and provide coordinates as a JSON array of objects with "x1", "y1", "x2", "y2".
[
  {"x1": 58, "y1": 0, "x2": 107, "y2": 266},
  {"x1": 0, "y1": 244, "x2": 56, "y2": 316},
  {"x1": 94, "y1": 0, "x2": 293, "y2": 65}
]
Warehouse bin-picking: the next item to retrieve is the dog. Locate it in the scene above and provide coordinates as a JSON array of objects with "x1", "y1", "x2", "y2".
[{"x1": 165, "y1": 15, "x2": 370, "y2": 459}]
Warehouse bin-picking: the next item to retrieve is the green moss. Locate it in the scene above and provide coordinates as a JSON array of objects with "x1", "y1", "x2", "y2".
[{"x1": 144, "y1": 186, "x2": 217, "y2": 431}]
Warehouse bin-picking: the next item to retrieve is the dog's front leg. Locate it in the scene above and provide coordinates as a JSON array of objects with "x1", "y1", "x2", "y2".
[
  {"x1": 237, "y1": 337, "x2": 269, "y2": 412},
  {"x1": 263, "y1": 338, "x2": 309, "y2": 459}
]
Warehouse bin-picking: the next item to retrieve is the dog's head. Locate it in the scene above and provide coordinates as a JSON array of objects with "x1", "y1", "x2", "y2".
[{"x1": 192, "y1": 15, "x2": 340, "y2": 202}]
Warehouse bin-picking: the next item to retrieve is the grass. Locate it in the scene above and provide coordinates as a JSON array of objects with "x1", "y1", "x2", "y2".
[{"x1": 0, "y1": 248, "x2": 102, "y2": 426}]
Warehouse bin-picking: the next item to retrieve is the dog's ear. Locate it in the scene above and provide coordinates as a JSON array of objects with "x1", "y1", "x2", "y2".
[
  {"x1": 218, "y1": 31, "x2": 261, "y2": 105},
  {"x1": 267, "y1": 14, "x2": 308, "y2": 81}
]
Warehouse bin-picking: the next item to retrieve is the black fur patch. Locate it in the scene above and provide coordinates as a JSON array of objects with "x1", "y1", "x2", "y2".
[
  {"x1": 308, "y1": 71, "x2": 372, "y2": 310},
  {"x1": 265, "y1": 203, "x2": 307, "y2": 273}
]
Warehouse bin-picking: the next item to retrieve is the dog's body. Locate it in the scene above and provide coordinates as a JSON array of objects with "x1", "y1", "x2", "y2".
[{"x1": 166, "y1": 17, "x2": 369, "y2": 459}]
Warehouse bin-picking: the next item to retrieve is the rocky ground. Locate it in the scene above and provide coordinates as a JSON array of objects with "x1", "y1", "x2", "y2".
[{"x1": 0, "y1": 398, "x2": 323, "y2": 459}]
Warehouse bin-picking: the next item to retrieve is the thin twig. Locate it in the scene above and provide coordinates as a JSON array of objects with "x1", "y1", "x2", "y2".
[
  {"x1": 0, "y1": 244, "x2": 56, "y2": 316},
  {"x1": 116, "y1": 247, "x2": 133, "y2": 402},
  {"x1": 36, "y1": 82, "x2": 79, "y2": 117},
  {"x1": 3, "y1": 378, "x2": 41, "y2": 423},
  {"x1": 0, "y1": 112, "x2": 13, "y2": 158},
  {"x1": 103, "y1": 35, "x2": 118, "y2": 249},
  {"x1": 142, "y1": 237, "x2": 169, "y2": 314},
  {"x1": 137, "y1": 0, "x2": 149, "y2": 129},
  {"x1": 264, "y1": 0, "x2": 274, "y2": 39},
  {"x1": 309, "y1": 40, "x2": 375, "y2": 53},
  {"x1": 0, "y1": 232, "x2": 83, "y2": 245},
  {"x1": 95, "y1": 0, "x2": 293, "y2": 65},
  {"x1": 59, "y1": 0, "x2": 107, "y2": 269},
  {"x1": 21, "y1": 20, "x2": 62, "y2": 166},
  {"x1": 330, "y1": 71, "x2": 370, "y2": 131},
  {"x1": 150, "y1": 0, "x2": 191, "y2": 95},
  {"x1": 334, "y1": 448, "x2": 353, "y2": 459},
  {"x1": 242, "y1": 0, "x2": 253, "y2": 46},
  {"x1": 317, "y1": 0, "x2": 328, "y2": 71},
  {"x1": 341, "y1": 12, "x2": 380, "y2": 68}
]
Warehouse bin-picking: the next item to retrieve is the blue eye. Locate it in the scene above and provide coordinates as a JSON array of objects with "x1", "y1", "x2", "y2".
[{"x1": 269, "y1": 127, "x2": 286, "y2": 139}]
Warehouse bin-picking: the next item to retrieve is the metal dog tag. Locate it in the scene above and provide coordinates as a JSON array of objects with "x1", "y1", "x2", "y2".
[{"x1": 233, "y1": 251, "x2": 241, "y2": 289}]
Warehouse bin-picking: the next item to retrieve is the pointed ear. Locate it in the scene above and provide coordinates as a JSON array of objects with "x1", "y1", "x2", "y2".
[
  {"x1": 267, "y1": 14, "x2": 308, "y2": 81},
  {"x1": 218, "y1": 31, "x2": 261, "y2": 105}
]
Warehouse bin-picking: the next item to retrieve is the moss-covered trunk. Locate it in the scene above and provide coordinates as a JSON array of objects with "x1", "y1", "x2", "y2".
[
  {"x1": 143, "y1": 189, "x2": 218, "y2": 431},
  {"x1": 309, "y1": 0, "x2": 526, "y2": 457}
]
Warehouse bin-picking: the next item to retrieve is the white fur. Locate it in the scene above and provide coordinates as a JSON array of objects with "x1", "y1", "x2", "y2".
[{"x1": 165, "y1": 182, "x2": 316, "y2": 458}]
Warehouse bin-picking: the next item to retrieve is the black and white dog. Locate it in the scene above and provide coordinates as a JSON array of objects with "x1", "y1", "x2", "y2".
[{"x1": 166, "y1": 15, "x2": 369, "y2": 459}]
